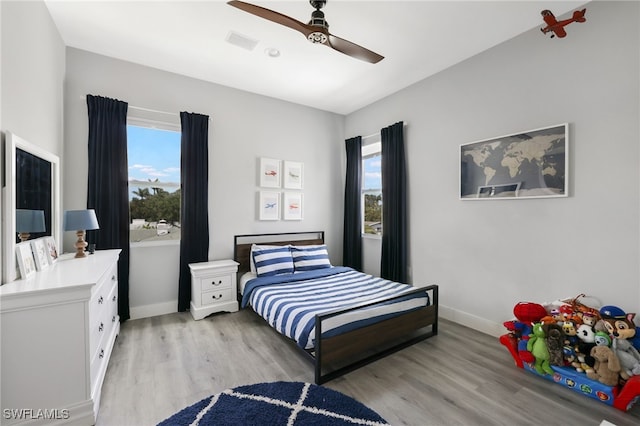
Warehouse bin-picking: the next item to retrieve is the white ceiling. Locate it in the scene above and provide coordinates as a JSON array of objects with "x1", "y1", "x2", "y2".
[{"x1": 44, "y1": 0, "x2": 589, "y2": 115}]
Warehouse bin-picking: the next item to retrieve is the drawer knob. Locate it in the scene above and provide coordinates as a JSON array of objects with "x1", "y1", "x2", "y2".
[
  {"x1": 212, "y1": 294, "x2": 223, "y2": 300},
  {"x1": 98, "y1": 296, "x2": 104, "y2": 304},
  {"x1": 99, "y1": 322, "x2": 104, "y2": 332},
  {"x1": 112, "y1": 295, "x2": 117, "y2": 302},
  {"x1": 111, "y1": 275, "x2": 116, "y2": 281},
  {"x1": 99, "y1": 349, "x2": 105, "y2": 359},
  {"x1": 112, "y1": 315, "x2": 116, "y2": 323},
  {"x1": 211, "y1": 280, "x2": 223, "y2": 286}
]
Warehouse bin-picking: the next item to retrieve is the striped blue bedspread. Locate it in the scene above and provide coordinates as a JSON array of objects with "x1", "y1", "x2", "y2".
[{"x1": 241, "y1": 267, "x2": 430, "y2": 349}]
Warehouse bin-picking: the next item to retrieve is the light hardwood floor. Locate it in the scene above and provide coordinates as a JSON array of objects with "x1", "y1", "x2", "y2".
[{"x1": 96, "y1": 310, "x2": 640, "y2": 426}]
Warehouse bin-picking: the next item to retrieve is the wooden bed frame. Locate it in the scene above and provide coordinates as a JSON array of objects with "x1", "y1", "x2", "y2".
[{"x1": 234, "y1": 231, "x2": 439, "y2": 384}]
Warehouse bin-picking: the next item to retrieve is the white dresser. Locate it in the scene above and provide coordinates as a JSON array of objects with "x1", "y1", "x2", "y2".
[
  {"x1": 0, "y1": 249, "x2": 121, "y2": 425},
  {"x1": 189, "y1": 259, "x2": 239, "y2": 320}
]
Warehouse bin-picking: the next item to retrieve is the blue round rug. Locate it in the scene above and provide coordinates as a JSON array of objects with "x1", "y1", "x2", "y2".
[{"x1": 158, "y1": 381, "x2": 389, "y2": 425}]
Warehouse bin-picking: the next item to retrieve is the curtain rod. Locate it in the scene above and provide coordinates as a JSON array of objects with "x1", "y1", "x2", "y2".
[
  {"x1": 129, "y1": 104, "x2": 178, "y2": 116},
  {"x1": 80, "y1": 96, "x2": 211, "y2": 121},
  {"x1": 360, "y1": 122, "x2": 408, "y2": 140}
]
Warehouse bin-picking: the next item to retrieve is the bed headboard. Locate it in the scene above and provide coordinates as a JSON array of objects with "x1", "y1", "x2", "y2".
[{"x1": 233, "y1": 231, "x2": 325, "y2": 276}]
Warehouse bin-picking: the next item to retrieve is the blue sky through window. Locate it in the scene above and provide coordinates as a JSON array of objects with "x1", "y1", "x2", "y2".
[
  {"x1": 127, "y1": 125, "x2": 180, "y2": 200},
  {"x1": 363, "y1": 153, "x2": 382, "y2": 192}
]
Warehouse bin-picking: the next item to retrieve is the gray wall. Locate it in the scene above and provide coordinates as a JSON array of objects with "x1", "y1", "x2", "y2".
[
  {"x1": 64, "y1": 49, "x2": 345, "y2": 317},
  {"x1": 3, "y1": 1, "x2": 639, "y2": 336},
  {"x1": 1, "y1": 0, "x2": 65, "y2": 281},
  {"x1": 346, "y1": 1, "x2": 640, "y2": 335}
]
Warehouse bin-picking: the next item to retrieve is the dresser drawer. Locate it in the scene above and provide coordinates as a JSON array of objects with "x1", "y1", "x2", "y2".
[
  {"x1": 201, "y1": 288, "x2": 234, "y2": 306},
  {"x1": 199, "y1": 274, "x2": 232, "y2": 292},
  {"x1": 90, "y1": 337, "x2": 108, "y2": 393},
  {"x1": 89, "y1": 263, "x2": 118, "y2": 359}
]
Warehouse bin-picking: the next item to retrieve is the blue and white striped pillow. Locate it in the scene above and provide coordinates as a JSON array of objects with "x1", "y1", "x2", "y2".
[
  {"x1": 291, "y1": 245, "x2": 332, "y2": 271},
  {"x1": 252, "y1": 246, "x2": 294, "y2": 277}
]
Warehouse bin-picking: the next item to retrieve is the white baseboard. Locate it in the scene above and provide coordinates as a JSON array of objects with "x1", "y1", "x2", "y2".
[
  {"x1": 130, "y1": 300, "x2": 177, "y2": 320},
  {"x1": 439, "y1": 304, "x2": 505, "y2": 337}
]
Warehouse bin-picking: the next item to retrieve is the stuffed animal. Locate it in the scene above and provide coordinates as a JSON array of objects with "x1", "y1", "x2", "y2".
[
  {"x1": 506, "y1": 302, "x2": 548, "y2": 363},
  {"x1": 601, "y1": 312, "x2": 637, "y2": 340},
  {"x1": 527, "y1": 322, "x2": 554, "y2": 375},
  {"x1": 562, "y1": 320, "x2": 579, "y2": 346},
  {"x1": 503, "y1": 320, "x2": 535, "y2": 363},
  {"x1": 594, "y1": 331, "x2": 612, "y2": 347},
  {"x1": 576, "y1": 323, "x2": 595, "y2": 343},
  {"x1": 573, "y1": 342, "x2": 595, "y2": 374},
  {"x1": 599, "y1": 306, "x2": 640, "y2": 379},
  {"x1": 545, "y1": 323, "x2": 565, "y2": 366},
  {"x1": 587, "y1": 346, "x2": 622, "y2": 386},
  {"x1": 612, "y1": 338, "x2": 640, "y2": 380}
]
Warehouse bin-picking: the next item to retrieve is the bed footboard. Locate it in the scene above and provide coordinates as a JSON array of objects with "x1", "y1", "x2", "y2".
[{"x1": 313, "y1": 284, "x2": 439, "y2": 384}]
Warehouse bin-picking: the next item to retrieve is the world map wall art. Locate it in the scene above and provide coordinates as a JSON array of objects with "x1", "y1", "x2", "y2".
[{"x1": 460, "y1": 123, "x2": 568, "y2": 200}]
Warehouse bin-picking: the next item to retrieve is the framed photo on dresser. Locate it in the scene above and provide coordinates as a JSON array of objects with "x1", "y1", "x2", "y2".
[
  {"x1": 31, "y1": 238, "x2": 50, "y2": 271},
  {"x1": 15, "y1": 241, "x2": 37, "y2": 279},
  {"x1": 44, "y1": 236, "x2": 59, "y2": 264}
]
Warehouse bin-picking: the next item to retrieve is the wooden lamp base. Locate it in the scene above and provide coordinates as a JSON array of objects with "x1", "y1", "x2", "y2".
[{"x1": 74, "y1": 230, "x2": 88, "y2": 258}]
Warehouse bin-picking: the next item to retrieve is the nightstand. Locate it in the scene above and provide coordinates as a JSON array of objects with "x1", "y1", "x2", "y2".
[{"x1": 189, "y1": 259, "x2": 239, "y2": 320}]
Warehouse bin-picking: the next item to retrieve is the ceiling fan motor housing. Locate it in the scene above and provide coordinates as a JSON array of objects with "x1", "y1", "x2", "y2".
[{"x1": 307, "y1": 4, "x2": 329, "y2": 44}]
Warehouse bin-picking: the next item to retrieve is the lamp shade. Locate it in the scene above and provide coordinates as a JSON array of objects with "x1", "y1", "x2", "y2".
[
  {"x1": 16, "y1": 209, "x2": 46, "y2": 233},
  {"x1": 64, "y1": 209, "x2": 100, "y2": 231}
]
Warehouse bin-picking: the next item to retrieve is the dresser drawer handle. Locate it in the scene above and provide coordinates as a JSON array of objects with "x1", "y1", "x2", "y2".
[
  {"x1": 98, "y1": 322, "x2": 104, "y2": 332},
  {"x1": 112, "y1": 315, "x2": 116, "y2": 323},
  {"x1": 112, "y1": 295, "x2": 117, "y2": 302},
  {"x1": 212, "y1": 294, "x2": 223, "y2": 300},
  {"x1": 210, "y1": 279, "x2": 223, "y2": 286},
  {"x1": 99, "y1": 349, "x2": 104, "y2": 359},
  {"x1": 98, "y1": 296, "x2": 104, "y2": 304},
  {"x1": 111, "y1": 275, "x2": 116, "y2": 281}
]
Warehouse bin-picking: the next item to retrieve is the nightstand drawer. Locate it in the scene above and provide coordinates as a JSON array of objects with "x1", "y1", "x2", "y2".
[
  {"x1": 201, "y1": 288, "x2": 234, "y2": 306},
  {"x1": 199, "y1": 274, "x2": 232, "y2": 292}
]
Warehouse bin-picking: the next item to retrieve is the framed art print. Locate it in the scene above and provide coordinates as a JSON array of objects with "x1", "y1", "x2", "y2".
[
  {"x1": 31, "y1": 238, "x2": 50, "y2": 271},
  {"x1": 283, "y1": 161, "x2": 304, "y2": 189},
  {"x1": 44, "y1": 236, "x2": 59, "y2": 264},
  {"x1": 259, "y1": 157, "x2": 281, "y2": 188},
  {"x1": 15, "y1": 241, "x2": 37, "y2": 279},
  {"x1": 283, "y1": 192, "x2": 303, "y2": 220},
  {"x1": 460, "y1": 123, "x2": 568, "y2": 200},
  {"x1": 258, "y1": 191, "x2": 280, "y2": 220}
]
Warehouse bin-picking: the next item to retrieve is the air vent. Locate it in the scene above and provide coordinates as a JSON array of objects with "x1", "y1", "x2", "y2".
[{"x1": 225, "y1": 31, "x2": 259, "y2": 51}]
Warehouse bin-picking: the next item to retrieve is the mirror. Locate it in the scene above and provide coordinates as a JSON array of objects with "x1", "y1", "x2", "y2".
[{"x1": 3, "y1": 132, "x2": 60, "y2": 283}]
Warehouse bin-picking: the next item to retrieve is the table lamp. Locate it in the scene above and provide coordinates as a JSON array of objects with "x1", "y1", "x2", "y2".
[
  {"x1": 64, "y1": 209, "x2": 99, "y2": 258},
  {"x1": 16, "y1": 209, "x2": 46, "y2": 242}
]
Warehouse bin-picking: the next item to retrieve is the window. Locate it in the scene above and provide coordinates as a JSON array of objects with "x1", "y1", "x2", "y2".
[
  {"x1": 127, "y1": 123, "x2": 181, "y2": 243},
  {"x1": 362, "y1": 141, "x2": 382, "y2": 235}
]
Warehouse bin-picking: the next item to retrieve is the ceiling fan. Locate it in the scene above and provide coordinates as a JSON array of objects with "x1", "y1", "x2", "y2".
[{"x1": 227, "y1": 0, "x2": 384, "y2": 64}]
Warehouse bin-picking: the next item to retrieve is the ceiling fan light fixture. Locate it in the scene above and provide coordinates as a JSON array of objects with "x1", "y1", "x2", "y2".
[{"x1": 308, "y1": 32, "x2": 327, "y2": 44}]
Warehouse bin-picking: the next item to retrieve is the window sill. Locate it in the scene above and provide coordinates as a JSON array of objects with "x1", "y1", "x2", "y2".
[
  {"x1": 361, "y1": 233, "x2": 382, "y2": 240},
  {"x1": 130, "y1": 240, "x2": 181, "y2": 248}
]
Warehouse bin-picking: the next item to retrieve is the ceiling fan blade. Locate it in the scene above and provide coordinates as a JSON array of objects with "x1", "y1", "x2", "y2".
[
  {"x1": 328, "y1": 34, "x2": 384, "y2": 64},
  {"x1": 228, "y1": 0, "x2": 384, "y2": 64},
  {"x1": 227, "y1": 0, "x2": 312, "y2": 37}
]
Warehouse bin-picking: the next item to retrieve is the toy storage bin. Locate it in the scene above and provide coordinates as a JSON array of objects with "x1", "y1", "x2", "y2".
[{"x1": 500, "y1": 333, "x2": 640, "y2": 412}]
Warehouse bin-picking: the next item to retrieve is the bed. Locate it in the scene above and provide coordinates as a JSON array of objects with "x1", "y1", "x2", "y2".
[{"x1": 234, "y1": 231, "x2": 439, "y2": 384}]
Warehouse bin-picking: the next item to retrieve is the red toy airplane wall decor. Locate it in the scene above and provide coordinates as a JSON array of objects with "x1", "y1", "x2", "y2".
[{"x1": 541, "y1": 8, "x2": 587, "y2": 38}]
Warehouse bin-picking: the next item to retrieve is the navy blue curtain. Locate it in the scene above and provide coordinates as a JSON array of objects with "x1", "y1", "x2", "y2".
[
  {"x1": 380, "y1": 121, "x2": 407, "y2": 283},
  {"x1": 178, "y1": 112, "x2": 210, "y2": 312},
  {"x1": 343, "y1": 136, "x2": 362, "y2": 270},
  {"x1": 86, "y1": 94, "x2": 131, "y2": 321}
]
